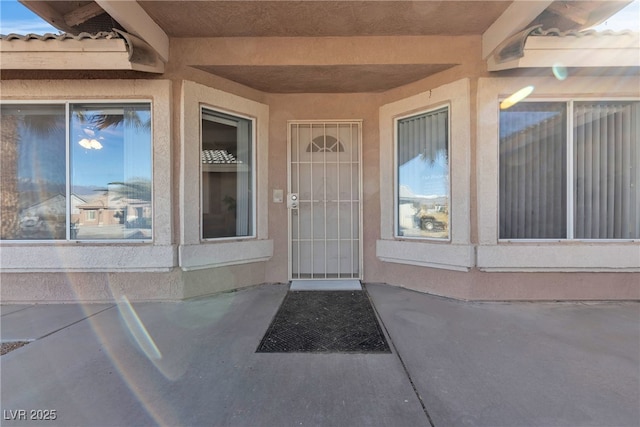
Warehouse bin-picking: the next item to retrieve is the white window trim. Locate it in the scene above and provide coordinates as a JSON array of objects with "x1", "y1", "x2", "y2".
[
  {"x1": 180, "y1": 81, "x2": 271, "y2": 271},
  {"x1": 477, "y1": 76, "x2": 640, "y2": 271},
  {"x1": 199, "y1": 105, "x2": 257, "y2": 242},
  {"x1": 1, "y1": 99, "x2": 155, "y2": 243},
  {"x1": 394, "y1": 104, "x2": 452, "y2": 241},
  {"x1": 0, "y1": 80, "x2": 174, "y2": 272},
  {"x1": 496, "y1": 97, "x2": 640, "y2": 243},
  {"x1": 378, "y1": 78, "x2": 472, "y2": 272}
]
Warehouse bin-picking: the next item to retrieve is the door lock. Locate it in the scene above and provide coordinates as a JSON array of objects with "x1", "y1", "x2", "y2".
[{"x1": 287, "y1": 193, "x2": 299, "y2": 209}]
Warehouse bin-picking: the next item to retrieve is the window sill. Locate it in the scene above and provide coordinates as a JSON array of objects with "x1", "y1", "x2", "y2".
[
  {"x1": 0, "y1": 244, "x2": 176, "y2": 272},
  {"x1": 200, "y1": 235, "x2": 257, "y2": 243},
  {"x1": 376, "y1": 239, "x2": 473, "y2": 272},
  {"x1": 477, "y1": 243, "x2": 640, "y2": 271},
  {"x1": 394, "y1": 236, "x2": 452, "y2": 243},
  {"x1": 498, "y1": 239, "x2": 640, "y2": 244},
  {"x1": 179, "y1": 239, "x2": 273, "y2": 271}
]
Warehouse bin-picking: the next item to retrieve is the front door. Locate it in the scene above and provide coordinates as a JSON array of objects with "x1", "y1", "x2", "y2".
[{"x1": 288, "y1": 121, "x2": 362, "y2": 279}]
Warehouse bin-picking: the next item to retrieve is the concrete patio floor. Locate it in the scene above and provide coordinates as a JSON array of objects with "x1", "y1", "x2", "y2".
[{"x1": 1, "y1": 283, "x2": 638, "y2": 426}]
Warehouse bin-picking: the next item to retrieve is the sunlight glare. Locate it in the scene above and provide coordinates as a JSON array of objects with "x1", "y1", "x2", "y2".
[
  {"x1": 117, "y1": 295, "x2": 162, "y2": 361},
  {"x1": 500, "y1": 86, "x2": 535, "y2": 110},
  {"x1": 78, "y1": 138, "x2": 103, "y2": 150}
]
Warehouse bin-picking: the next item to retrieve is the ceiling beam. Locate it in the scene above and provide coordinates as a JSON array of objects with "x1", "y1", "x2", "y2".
[
  {"x1": 95, "y1": 0, "x2": 169, "y2": 62},
  {"x1": 64, "y1": 2, "x2": 105, "y2": 28},
  {"x1": 482, "y1": 0, "x2": 554, "y2": 59}
]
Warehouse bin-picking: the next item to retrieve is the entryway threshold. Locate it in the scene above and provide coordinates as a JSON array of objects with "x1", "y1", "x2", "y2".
[{"x1": 290, "y1": 280, "x2": 362, "y2": 291}]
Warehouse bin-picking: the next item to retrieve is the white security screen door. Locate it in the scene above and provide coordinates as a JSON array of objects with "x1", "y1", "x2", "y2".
[{"x1": 288, "y1": 121, "x2": 362, "y2": 279}]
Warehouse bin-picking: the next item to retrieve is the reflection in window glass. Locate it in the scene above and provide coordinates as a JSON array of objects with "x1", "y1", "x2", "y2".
[
  {"x1": 201, "y1": 109, "x2": 253, "y2": 239},
  {"x1": 573, "y1": 101, "x2": 639, "y2": 239},
  {"x1": 0, "y1": 105, "x2": 66, "y2": 240},
  {"x1": 499, "y1": 102, "x2": 567, "y2": 239},
  {"x1": 499, "y1": 100, "x2": 639, "y2": 240},
  {"x1": 0, "y1": 102, "x2": 152, "y2": 242},
  {"x1": 71, "y1": 103, "x2": 152, "y2": 240},
  {"x1": 397, "y1": 107, "x2": 450, "y2": 239}
]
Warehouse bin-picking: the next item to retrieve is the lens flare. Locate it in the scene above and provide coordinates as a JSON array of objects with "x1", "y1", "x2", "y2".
[
  {"x1": 500, "y1": 86, "x2": 535, "y2": 110},
  {"x1": 552, "y1": 63, "x2": 568, "y2": 80},
  {"x1": 117, "y1": 295, "x2": 162, "y2": 361},
  {"x1": 54, "y1": 264, "x2": 235, "y2": 425},
  {"x1": 78, "y1": 138, "x2": 103, "y2": 150}
]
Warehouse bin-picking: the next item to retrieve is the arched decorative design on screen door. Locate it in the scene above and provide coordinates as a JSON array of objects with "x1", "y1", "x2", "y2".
[{"x1": 306, "y1": 135, "x2": 345, "y2": 153}]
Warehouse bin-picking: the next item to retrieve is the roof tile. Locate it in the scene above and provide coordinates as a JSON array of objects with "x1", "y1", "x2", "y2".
[
  {"x1": 0, "y1": 31, "x2": 120, "y2": 41},
  {"x1": 201, "y1": 149, "x2": 239, "y2": 164}
]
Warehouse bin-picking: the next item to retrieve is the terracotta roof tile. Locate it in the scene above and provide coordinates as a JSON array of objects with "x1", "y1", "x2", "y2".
[
  {"x1": 201, "y1": 149, "x2": 239, "y2": 164},
  {"x1": 0, "y1": 31, "x2": 120, "y2": 41},
  {"x1": 531, "y1": 28, "x2": 637, "y2": 37}
]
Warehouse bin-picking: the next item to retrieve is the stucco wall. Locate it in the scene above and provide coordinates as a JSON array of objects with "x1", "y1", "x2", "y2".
[
  {"x1": 367, "y1": 266, "x2": 640, "y2": 301},
  {"x1": 1, "y1": 36, "x2": 638, "y2": 301},
  {"x1": 0, "y1": 271, "x2": 183, "y2": 303},
  {"x1": 0, "y1": 78, "x2": 274, "y2": 302},
  {"x1": 371, "y1": 73, "x2": 639, "y2": 300},
  {"x1": 182, "y1": 263, "x2": 267, "y2": 300},
  {"x1": 1, "y1": 265, "x2": 268, "y2": 303}
]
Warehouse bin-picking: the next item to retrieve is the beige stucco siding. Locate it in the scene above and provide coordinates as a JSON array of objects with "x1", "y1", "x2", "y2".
[{"x1": 1, "y1": 33, "x2": 638, "y2": 301}]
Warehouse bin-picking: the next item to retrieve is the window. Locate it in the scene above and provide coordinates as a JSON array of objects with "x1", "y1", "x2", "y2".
[
  {"x1": 499, "y1": 100, "x2": 639, "y2": 240},
  {"x1": 1, "y1": 102, "x2": 152, "y2": 241},
  {"x1": 201, "y1": 108, "x2": 253, "y2": 239},
  {"x1": 396, "y1": 106, "x2": 450, "y2": 239}
]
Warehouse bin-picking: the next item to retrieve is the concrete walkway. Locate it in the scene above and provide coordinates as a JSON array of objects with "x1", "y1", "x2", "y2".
[{"x1": 1, "y1": 283, "x2": 638, "y2": 426}]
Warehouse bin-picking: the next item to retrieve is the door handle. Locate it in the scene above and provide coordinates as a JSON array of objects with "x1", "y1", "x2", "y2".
[{"x1": 287, "y1": 193, "x2": 299, "y2": 209}]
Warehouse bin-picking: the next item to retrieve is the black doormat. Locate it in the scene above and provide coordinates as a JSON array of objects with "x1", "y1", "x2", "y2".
[{"x1": 256, "y1": 290, "x2": 391, "y2": 353}]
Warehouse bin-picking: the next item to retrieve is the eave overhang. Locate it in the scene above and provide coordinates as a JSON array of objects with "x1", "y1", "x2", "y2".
[
  {"x1": 488, "y1": 26, "x2": 640, "y2": 71},
  {"x1": 0, "y1": 30, "x2": 164, "y2": 73}
]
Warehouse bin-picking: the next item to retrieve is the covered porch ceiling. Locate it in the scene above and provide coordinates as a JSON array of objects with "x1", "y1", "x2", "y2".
[{"x1": 17, "y1": 0, "x2": 635, "y2": 93}]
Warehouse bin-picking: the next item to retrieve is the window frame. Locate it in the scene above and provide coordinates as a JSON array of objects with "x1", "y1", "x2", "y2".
[
  {"x1": 477, "y1": 76, "x2": 639, "y2": 272},
  {"x1": 199, "y1": 104, "x2": 257, "y2": 242},
  {"x1": 497, "y1": 97, "x2": 640, "y2": 243},
  {"x1": 179, "y1": 81, "x2": 271, "y2": 272},
  {"x1": 393, "y1": 103, "x2": 452, "y2": 242},
  {"x1": 378, "y1": 79, "x2": 473, "y2": 272},
  {"x1": 0, "y1": 99, "x2": 154, "y2": 244}
]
